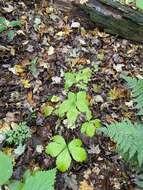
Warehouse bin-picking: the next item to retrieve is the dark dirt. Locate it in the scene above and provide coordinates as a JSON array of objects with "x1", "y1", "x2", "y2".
[{"x1": 0, "y1": 1, "x2": 143, "y2": 189}]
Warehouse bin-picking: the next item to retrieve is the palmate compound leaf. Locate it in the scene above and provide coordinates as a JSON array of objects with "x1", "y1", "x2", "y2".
[
  {"x1": 56, "y1": 148, "x2": 72, "y2": 172},
  {"x1": 76, "y1": 91, "x2": 92, "y2": 120},
  {"x1": 64, "y1": 72, "x2": 76, "y2": 89},
  {"x1": 58, "y1": 92, "x2": 76, "y2": 117},
  {"x1": 0, "y1": 151, "x2": 13, "y2": 185},
  {"x1": 64, "y1": 68, "x2": 91, "y2": 90},
  {"x1": 23, "y1": 169, "x2": 56, "y2": 190},
  {"x1": 76, "y1": 68, "x2": 91, "y2": 84},
  {"x1": 58, "y1": 91, "x2": 91, "y2": 126},
  {"x1": 46, "y1": 136, "x2": 87, "y2": 172},
  {"x1": 46, "y1": 135, "x2": 66, "y2": 157},
  {"x1": 66, "y1": 106, "x2": 79, "y2": 125},
  {"x1": 81, "y1": 119, "x2": 101, "y2": 137},
  {"x1": 68, "y1": 139, "x2": 87, "y2": 162}
]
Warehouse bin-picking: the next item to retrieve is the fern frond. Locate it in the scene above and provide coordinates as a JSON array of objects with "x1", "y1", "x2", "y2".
[
  {"x1": 122, "y1": 76, "x2": 143, "y2": 115},
  {"x1": 98, "y1": 119, "x2": 143, "y2": 167}
]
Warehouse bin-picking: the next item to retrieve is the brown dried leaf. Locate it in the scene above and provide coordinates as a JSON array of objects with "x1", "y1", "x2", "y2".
[{"x1": 79, "y1": 180, "x2": 94, "y2": 190}]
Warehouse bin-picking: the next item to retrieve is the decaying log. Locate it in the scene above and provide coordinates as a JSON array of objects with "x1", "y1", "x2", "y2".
[{"x1": 77, "y1": 0, "x2": 143, "y2": 42}]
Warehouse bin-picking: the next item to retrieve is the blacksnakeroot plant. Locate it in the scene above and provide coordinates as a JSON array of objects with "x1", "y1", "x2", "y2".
[
  {"x1": 81, "y1": 119, "x2": 101, "y2": 137},
  {"x1": 64, "y1": 68, "x2": 91, "y2": 90},
  {"x1": 46, "y1": 135, "x2": 87, "y2": 172},
  {"x1": 58, "y1": 91, "x2": 92, "y2": 127}
]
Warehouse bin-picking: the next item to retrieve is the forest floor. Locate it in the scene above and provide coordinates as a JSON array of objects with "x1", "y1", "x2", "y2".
[{"x1": 0, "y1": 1, "x2": 143, "y2": 190}]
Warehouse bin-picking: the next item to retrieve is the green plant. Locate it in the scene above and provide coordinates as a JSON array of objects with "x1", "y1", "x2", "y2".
[
  {"x1": 64, "y1": 68, "x2": 91, "y2": 90},
  {"x1": 98, "y1": 119, "x2": 143, "y2": 167},
  {"x1": 22, "y1": 169, "x2": 56, "y2": 190},
  {"x1": 0, "y1": 17, "x2": 21, "y2": 41},
  {"x1": 122, "y1": 75, "x2": 143, "y2": 115},
  {"x1": 81, "y1": 119, "x2": 101, "y2": 137},
  {"x1": 30, "y1": 57, "x2": 38, "y2": 76},
  {"x1": 42, "y1": 105, "x2": 54, "y2": 117},
  {"x1": 58, "y1": 91, "x2": 92, "y2": 126},
  {"x1": 0, "y1": 151, "x2": 57, "y2": 189},
  {"x1": 5, "y1": 122, "x2": 31, "y2": 145},
  {"x1": 46, "y1": 135, "x2": 87, "y2": 172},
  {"x1": 0, "y1": 151, "x2": 13, "y2": 185},
  {"x1": 117, "y1": 0, "x2": 143, "y2": 10}
]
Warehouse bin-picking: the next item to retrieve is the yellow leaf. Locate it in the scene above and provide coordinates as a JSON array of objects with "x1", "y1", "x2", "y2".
[
  {"x1": 108, "y1": 87, "x2": 125, "y2": 100},
  {"x1": 3, "y1": 147, "x2": 13, "y2": 156},
  {"x1": 79, "y1": 180, "x2": 94, "y2": 190},
  {"x1": 0, "y1": 120, "x2": 10, "y2": 132},
  {"x1": 10, "y1": 48, "x2": 16, "y2": 56},
  {"x1": 46, "y1": 6, "x2": 54, "y2": 14},
  {"x1": 21, "y1": 79, "x2": 31, "y2": 88},
  {"x1": 15, "y1": 65, "x2": 24, "y2": 74},
  {"x1": 56, "y1": 31, "x2": 65, "y2": 37}
]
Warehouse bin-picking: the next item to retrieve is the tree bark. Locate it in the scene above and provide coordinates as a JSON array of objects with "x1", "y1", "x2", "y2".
[{"x1": 77, "y1": 0, "x2": 143, "y2": 43}]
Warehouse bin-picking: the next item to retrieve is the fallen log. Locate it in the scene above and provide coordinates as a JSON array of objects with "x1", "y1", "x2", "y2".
[{"x1": 77, "y1": 0, "x2": 143, "y2": 43}]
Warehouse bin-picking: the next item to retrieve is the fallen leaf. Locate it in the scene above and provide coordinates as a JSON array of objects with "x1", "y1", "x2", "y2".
[
  {"x1": 27, "y1": 91, "x2": 36, "y2": 107},
  {"x1": 48, "y1": 46, "x2": 55, "y2": 55},
  {"x1": 108, "y1": 87, "x2": 125, "y2": 100},
  {"x1": 71, "y1": 22, "x2": 80, "y2": 28},
  {"x1": 3, "y1": 4, "x2": 14, "y2": 12},
  {"x1": 21, "y1": 79, "x2": 31, "y2": 88},
  {"x1": 79, "y1": 180, "x2": 94, "y2": 190}
]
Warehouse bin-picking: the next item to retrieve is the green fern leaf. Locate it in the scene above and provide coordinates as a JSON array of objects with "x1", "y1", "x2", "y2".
[
  {"x1": 98, "y1": 119, "x2": 143, "y2": 167},
  {"x1": 122, "y1": 76, "x2": 143, "y2": 115}
]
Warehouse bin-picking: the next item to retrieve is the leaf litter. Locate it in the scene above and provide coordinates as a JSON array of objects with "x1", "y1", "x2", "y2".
[{"x1": 0, "y1": 0, "x2": 143, "y2": 189}]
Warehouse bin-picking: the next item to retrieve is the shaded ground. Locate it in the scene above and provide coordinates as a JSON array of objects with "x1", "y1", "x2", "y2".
[{"x1": 0, "y1": 1, "x2": 143, "y2": 189}]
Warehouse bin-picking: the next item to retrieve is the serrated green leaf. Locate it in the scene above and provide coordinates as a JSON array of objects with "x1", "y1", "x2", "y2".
[
  {"x1": 76, "y1": 68, "x2": 91, "y2": 83},
  {"x1": 64, "y1": 73, "x2": 75, "y2": 89},
  {"x1": 67, "y1": 106, "x2": 79, "y2": 125},
  {"x1": 76, "y1": 91, "x2": 89, "y2": 112},
  {"x1": 58, "y1": 100, "x2": 72, "y2": 117},
  {"x1": 0, "y1": 151, "x2": 13, "y2": 185},
  {"x1": 8, "y1": 180, "x2": 23, "y2": 190},
  {"x1": 69, "y1": 146, "x2": 87, "y2": 162},
  {"x1": 46, "y1": 135, "x2": 66, "y2": 157},
  {"x1": 87, "y1": 122, "x2": 96, "y2": 137},
  {"x1": 80, "y1": 122, "x2": 87, "y2": 134},
  {"x1": 68, "y1": 139, "x2": 87, "y2": 162},
  {"x1": 23, "y1": 169, "x2": 56, "y2": 190},
  {"x1": 68, "y1": 139, "x2": 82, "y2": 147},
  {"x1": 56, "y1": 148, "x2": 71, "y2": 172}
]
